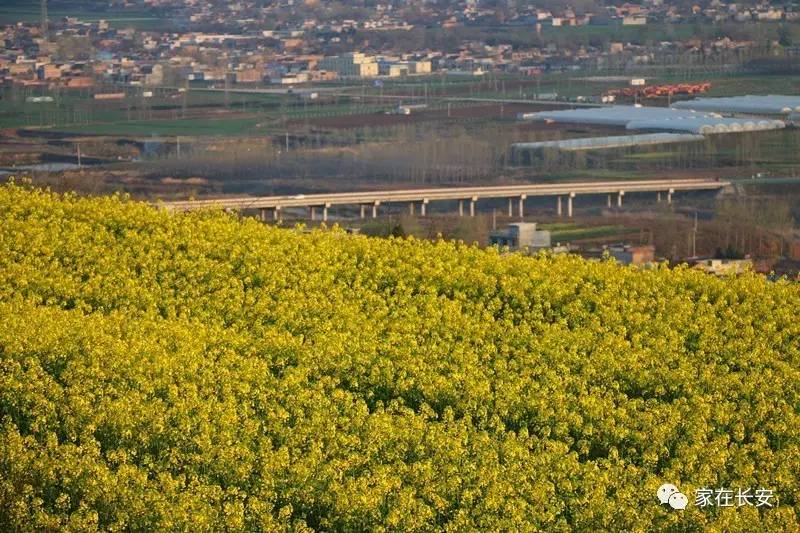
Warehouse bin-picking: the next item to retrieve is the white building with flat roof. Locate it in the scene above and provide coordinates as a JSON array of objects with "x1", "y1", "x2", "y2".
[{"x1": 317, "y1": 53, "x2": 379, "y2": 78}]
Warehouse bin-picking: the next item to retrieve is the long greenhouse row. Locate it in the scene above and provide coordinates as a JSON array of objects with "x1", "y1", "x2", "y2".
[
  {"x1": 511, "y1": 133, "x2": 705, "y2": 152},
  {"x1": 672, "y1": 95, "x2": 800, "y2": 116},
  {"x1": 519, "y1": 105, "x2": 787, "y2": 135}
]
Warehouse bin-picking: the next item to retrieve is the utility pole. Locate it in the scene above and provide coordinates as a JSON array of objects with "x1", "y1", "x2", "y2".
[
  {"x1": 182, "y1": 80, "x2": 188, "y2": 118},
  {"x1": 41, "y1": 0, "x2": 49, "y2": 41}
]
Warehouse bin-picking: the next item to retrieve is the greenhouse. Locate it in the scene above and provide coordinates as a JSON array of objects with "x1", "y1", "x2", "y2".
[
  {"x1": 672, "y1": 95, "x2": 800, "y2": 116},
  {"x1": 624, "y1": 117, "x2": 785, "y2": 135},
  {"x1": 519, "y1": 106, "x2": 786, "y2": 135},
  {"x1": 511, "y1": 133, "x2": 705, "y2": 152}
]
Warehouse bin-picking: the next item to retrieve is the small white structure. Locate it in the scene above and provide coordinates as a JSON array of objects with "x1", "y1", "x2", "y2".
[
  {"x1": 490, "y1": 223, "x2": 551, "y2": 250},
  {"x1": 394, "y1": 104, "x2": 428, "y2": 115}
]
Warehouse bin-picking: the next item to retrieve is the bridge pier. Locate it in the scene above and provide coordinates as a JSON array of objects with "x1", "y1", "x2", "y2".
[
  {"x1": 360, "y1": 204, "x2": 366, "y2": 219},
  {"x1": 469, "y1": 196, "x2": 477, "y2": 217},
  {"x1": 657, "y1": 192, "x2": 662, "y2": 203},
  {"x1": 667, "y1": 188, "x2": 673, "y2": 204},
  {"x1": 508, "y1": 197, "x2": 513, "y2": 217},
  {"x1": 322, "y1": 203, "x2": 330, "y2": 222},
  {"x1": 568, "y1": 192, "x2": 575, "y2": 218},
  {"x1": 372, "y1": 201, "x2": 380, "y2": 218},
  {"x1": 261, "y1": 207, "x2": 281, "y2": 223},
  {"x1": 607, "y1": 194, "x2": 612, "y2": 208},
  {"x1": 421, "y1": 199, "x2": 428, "y2": 216},
  {"x1": 557, "y1": 196, "x2": 562, "y2": 217},
  {"x1": 617, "y1": 191, "x2": 624, "y2": 208},
  {"x1": 459, "y1": 200, "x2": 464, "y2": 217},
  {"x1": 309, "y1": 206, "x2": 316, "y2": 221},
  {"x1": 518, "y1": 194, "x2": 526, "y2": 219},
  {"x1": 409, "y1": 202, "x2": 415, "y2": 215}
]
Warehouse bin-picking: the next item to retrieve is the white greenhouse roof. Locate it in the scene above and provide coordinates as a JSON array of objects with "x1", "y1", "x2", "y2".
[
  {"x1": 518, "y1": 105, "x2": 786, "y2": 135},
  {"x1": 673, "y1": 95, "x2": 800, "y2": 115},
  {"x1": 512, "y1": 133, "x2": 705, "y2": 152}
]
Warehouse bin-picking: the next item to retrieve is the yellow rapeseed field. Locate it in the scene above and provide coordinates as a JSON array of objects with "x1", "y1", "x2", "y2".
[{"x1": 0, "y1": 185, "x2": 798, "y2": 531}]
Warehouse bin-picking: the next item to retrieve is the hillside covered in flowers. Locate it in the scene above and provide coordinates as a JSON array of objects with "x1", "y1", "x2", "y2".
[{"x1": 0, "y1": 185, "x2": 798, "y2": 531}]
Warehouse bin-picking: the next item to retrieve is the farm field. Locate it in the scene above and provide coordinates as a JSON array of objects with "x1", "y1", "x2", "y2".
[
  {"x1": 4, "y1": 70, "x2": 798, "y2": 138},
  {"x1": 680, "y1": 74, "x2": 800, "y2": 97},
  {"x1": 4, "y1": 68, "x2": 800, "y2": 199},
  {"x1": 0, "y1": 0, "x2": 170, "y2": 30},
  {"x1": 44, "y1": 116, "x2": 272, "y2": 137},
  {"x1": 0, "y1": 185, "x2": 798, "y2": 530},
  {"x1": 547, "y1": 224, "x2": 639, "y2": 242},
  {"x1": 289, "y1": 103, "x2": 546, "y2": 129},
  {"x1": 6, "y1": 87, "x2": 540, "y2": 136},
  {"x1": 352, "y1": 72, "x2": 800, "y2": 102},
  {"x1": 0, "y1": 89, "x2": 309, "y2": 132}
]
